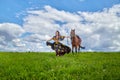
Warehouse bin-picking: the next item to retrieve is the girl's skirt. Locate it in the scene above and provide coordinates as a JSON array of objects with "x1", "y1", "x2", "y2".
[{"x1": 46, "y1": 42, "x2": 71, "y2": 56}]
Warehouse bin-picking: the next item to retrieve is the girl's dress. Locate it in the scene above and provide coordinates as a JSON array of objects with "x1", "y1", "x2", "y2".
[{"x1": 46, "y1": 36, "x2": 71, "y2": 56}]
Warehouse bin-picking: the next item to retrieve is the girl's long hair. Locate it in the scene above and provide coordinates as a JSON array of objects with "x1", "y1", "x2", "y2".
[{"x1": 56, "y1": 31, "x2": 60, "y2": 36}]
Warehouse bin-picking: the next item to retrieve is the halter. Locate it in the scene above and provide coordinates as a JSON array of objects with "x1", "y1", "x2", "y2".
[{"x1": 70, "y1": 30, "x2": 76, "y2": 42}]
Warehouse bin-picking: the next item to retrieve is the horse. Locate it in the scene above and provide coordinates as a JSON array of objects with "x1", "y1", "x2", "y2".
[{"x1": 70, "y1": 29, "x2": 85, "y2": 53}]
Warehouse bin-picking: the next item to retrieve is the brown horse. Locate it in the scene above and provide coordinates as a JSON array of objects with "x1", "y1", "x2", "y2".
[{"x1": 70, "y1": 29, "x2": 85, "y2": 53}]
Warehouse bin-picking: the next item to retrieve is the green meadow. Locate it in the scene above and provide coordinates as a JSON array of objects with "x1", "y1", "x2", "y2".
[{"x1": 0, "y1": 52, "x2": 120, "y2": 80}]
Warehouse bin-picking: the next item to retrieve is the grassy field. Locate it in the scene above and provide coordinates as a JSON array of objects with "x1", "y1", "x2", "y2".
[{"x1": 0, "y1": 52, "x2": 120, "y2": 80}]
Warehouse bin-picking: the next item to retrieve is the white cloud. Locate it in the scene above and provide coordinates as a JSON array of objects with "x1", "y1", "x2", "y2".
[
  {"x1": 27, "y1": 5, "x2": 81, "y2": 22},
  {"x1": 23, "y1": 34, "x2": 50, "y2": 42},
  {"x1": 0, "y1": 23, "x2": 25, "y2": 51},
  {"x1": 77, "y1": 4, "x2": 120, "y2": 51},
  {"x1": 19, "y1": 4, "x2": 120, "y2": 52},
  {"x1": 12, "y1": 39, "x2": 26, "y2": 47},
  {"x1": 0, "y1": 23, "x2": 24, "y2": 38},
  {"x1": 0, "y1": 4, "x2": 120, "y2": 52}
]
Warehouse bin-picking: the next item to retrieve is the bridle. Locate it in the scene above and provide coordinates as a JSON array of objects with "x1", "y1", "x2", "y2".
[{"x1": 70, "y1": 30, "x2": 76, "y2": 42}]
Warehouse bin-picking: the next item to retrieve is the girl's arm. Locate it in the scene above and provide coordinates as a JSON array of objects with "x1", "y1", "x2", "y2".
[
  {"x1": 47, "y1": 38, "x2": 53, "y2": 42},
  {"x1": 65, "y1": 36, "x2": 70, "y2": 38},
  {"x1": 59, "y1": 36, "x2": 70, "y2": 41}
]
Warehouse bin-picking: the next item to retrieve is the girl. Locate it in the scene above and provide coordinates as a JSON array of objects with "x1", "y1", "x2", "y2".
[{"x1": 47, "y1": 31, "x2": 71, "y2": 56}]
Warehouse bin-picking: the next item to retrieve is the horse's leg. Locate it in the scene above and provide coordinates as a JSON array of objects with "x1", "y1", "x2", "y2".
[
  {"x1": 78, "y1": 45, "x2": 80, "y2": 52},
  {"x1": 75, "y1": 46, "x2": 77, "y2": 53},
  {"x1": 72, "y1": 45, "x2": 74, "y2": 53}
]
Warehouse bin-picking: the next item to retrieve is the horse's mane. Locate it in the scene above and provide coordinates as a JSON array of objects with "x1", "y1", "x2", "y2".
[
  {"x1": 76, "y1": 35, "x2": 80, "y2": 39},
  {"x1": 76, "y1": 35, "x2": 82, "y2": 42}
]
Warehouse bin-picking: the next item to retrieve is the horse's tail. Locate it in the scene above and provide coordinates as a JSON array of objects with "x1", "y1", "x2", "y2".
[
  {"x1": 80, "y1": 45, "x2": 85, "y2": 49},
  {"x1": 78, "y1": 45, "x2": 85, "y2": 52}
]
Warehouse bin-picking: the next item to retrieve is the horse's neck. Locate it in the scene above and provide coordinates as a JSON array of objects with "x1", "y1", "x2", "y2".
[{"x1": 71, "y1": 36, "x2": 76, "y2": 42}]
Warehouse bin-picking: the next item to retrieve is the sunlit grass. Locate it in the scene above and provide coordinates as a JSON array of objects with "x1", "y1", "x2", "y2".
[{"x1": 0, "y1": 52, "x2": 120, "y2": 80}]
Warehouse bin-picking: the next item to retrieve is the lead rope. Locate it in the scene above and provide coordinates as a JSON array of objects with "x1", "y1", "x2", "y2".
[{"x1": 66, "y1": 28, "x2": 69, "y2": 45}]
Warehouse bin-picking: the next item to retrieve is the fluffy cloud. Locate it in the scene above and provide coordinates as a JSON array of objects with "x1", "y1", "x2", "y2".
[
  {"x1": 78, "y1": 4, "x2": 120, "y2": 51},
  {"x1": 0, "y1": 23, "x2": 25, "y2": 51},
  {"x1": 0, "y1": 23, "x2": 24, "y2": 40},
  {"x1": 0, "y1": 4, "x2": 120, "y2": 52},
  {"x1": 23, "y1": 4, "x2": 120, "y2": 52}
]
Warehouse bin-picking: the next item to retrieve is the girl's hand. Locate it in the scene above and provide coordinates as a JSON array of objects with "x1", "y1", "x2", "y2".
[
  {"x1": 66, "y1": 36, "x2": 70, "y2": 38},
  {"x1": 47, "y1": 38, "x2": 52, "y2": 42}
]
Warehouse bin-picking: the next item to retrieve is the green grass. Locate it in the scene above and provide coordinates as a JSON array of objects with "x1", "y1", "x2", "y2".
[{"x1": 0, "y1": 52, "x2": 120, "y2": 80}]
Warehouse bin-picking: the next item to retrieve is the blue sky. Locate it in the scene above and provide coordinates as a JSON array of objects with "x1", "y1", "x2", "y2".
[
  {"x1": 0, "y1": 0, "x2": 119, "y2": 25},
  {"x1": 0, "y1": 0, "x2": 120, "y2": 52}
]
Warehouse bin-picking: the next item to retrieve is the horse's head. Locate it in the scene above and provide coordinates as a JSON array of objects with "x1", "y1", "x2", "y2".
[{"x1": 70, "y1": 29, "x2": 76, "y2": 38}]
